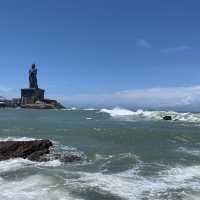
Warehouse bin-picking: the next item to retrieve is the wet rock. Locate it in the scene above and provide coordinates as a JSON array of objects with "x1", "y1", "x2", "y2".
[
  {"x1": 0, "y1": 140, "x2": 53, "y2": 161},
  {"x1": 163, "y1": 116, "x2": 172, "y2": 120},
  {"x1": 27, "y1": 150, "x2": 50, "y2": 162},
  {"x1": 54, "y1": 153, "x2": 82, "y2": 163},
  {"x1": 0, "y1": 140, "x2": 83, "y2": 163}
]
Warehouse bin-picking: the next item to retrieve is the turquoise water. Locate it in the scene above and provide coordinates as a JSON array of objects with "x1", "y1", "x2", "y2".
[{"x1": 0, "y1": 108, "x2": 200, "y2": 200}]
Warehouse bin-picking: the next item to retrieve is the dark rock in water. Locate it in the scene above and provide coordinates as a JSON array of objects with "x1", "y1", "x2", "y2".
[
  {"x1": 163, "y1": 116, "x2": 172, "y2": 120},
  {"x1": 63, "y1": 155, "x2": 82, "y2": 162},
  {"x1": 0, "y1": 139, "x2": 83, "y2": 163},
  {"x1": 0, "y1": 140, "x2": 53, "y2": 161},
  {"x1": 27, "y1": 150, "x2": 49, "y2": 162},
  {"x1": 54, "y1": 153, "x2": 82, "y2": 163}
]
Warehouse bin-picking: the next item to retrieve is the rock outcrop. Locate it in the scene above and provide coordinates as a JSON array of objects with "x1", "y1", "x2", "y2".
[
  {"x1": 54, "y1": 153, "x2": 82, "y2": 162},
  {"x1": 0, "y1": 139, "x2": 82, "y2": 162},
  {"x1": 20, "y1": 100, "x2": 65, "y2": 109},
  {"x1": 0, "y1": 140, "x2": 53, "y2": 161},
  {"x1": 163, "y1": 116, "x2": 172, "y2": 120}
]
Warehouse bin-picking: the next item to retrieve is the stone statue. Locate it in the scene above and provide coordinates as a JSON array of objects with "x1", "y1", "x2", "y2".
[{"x1": 29, "y1": 64, "x2": 38, "y2": 89}]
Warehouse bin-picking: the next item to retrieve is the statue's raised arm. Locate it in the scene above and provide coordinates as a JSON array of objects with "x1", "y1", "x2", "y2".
[{"x1": 29, "y1": 64, "x2": 38, "y2": 89}]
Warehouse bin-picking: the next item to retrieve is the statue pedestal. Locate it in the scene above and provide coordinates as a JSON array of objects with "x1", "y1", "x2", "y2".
[{"x1": 21, "y1": 88, "x2": 45, "y2": 105}]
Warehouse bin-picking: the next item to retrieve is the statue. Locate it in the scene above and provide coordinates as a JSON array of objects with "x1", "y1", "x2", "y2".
[{"x1": 29, "y1": 64, "x2": 38, "y2": 89}]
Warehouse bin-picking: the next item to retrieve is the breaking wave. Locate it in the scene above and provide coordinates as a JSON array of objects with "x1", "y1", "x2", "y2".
[
  {"x1": 65, "y1": 164, "x2": 200, "y2": 200},
  {"x1": 0, "y1": 158, "x2": 62, "y2": 174},
  {"x1": 0, "y1": 174, "x2": 83, "y2": 200},
  {"x1": 82, "y1": 108, "x2": 97, "y2": 111},
  {"x1": 1, "y1": 137, "x2": 200, "y2": 199},
  {"x1": 100, "y1": 107, "x2": 200, "y2": 122},
  {"x1": 63, "y1": 107, "x2": 77, "y2": 111},
  {"x1": 101, "y1": 107, "x2": 135, "y2": 116},
  {"x1": 0, "y1": 137, "x2": 39, "y2": 142},
  {"x1": 1, "y1": 157, "x2": 200, "y2": 199}
]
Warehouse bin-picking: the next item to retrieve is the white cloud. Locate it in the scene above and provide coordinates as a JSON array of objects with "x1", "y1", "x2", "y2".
[
  {"x1": 136, "y1": 39, "x2": 151, "y2": 48},
  {"x1": 161, "y1": 45, "x2": 192, "y2": 53},
  {"x1": 60, "y1": 86, "x2": 200, "y2": 107}
]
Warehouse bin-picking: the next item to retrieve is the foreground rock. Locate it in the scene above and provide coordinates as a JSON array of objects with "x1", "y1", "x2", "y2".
[
  {"x1": 0, "y1": 140, "x2": 53, "y2": 161},
  {"x1": 0, "y1": 140, "x2": 82, "y2": 162}
]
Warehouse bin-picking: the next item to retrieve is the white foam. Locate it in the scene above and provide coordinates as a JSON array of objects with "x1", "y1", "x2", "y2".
[
  {"x1": 100, "y1": 107, "x2": 200, "y2": 123},
  {"x1": 100, "y1": 107, "x2": 135, "y2": 117},
  {"x1": 0, "y1": 137, "x2": 39, "y2": 142},
  {"x1": 64, "y1": 164, "x2": 200, "y2": 200},
  {"x1": 1, "y1": 156, "x2": 200, "y2": 199},
  {"x1": 82, "y1": 108, "x2": 96, "y2": 111},
  {"x1": 0, "y1": 159, "x2": 33, "y2": 173},
  {"x1": 161, "y1": 165, "x2": 200, "y2": 182},
  {"x1": 65, "y1": 171, "x2": 153, "y2": 200},
  {"x1": 65, "y1": 107, "x2": 77, "y2": 111},
  {"x1": 86, "y1": 117, "x2": 92, "y2": 120},
  {"x1": 177, "y1": 147, "x2": 200, "y2": 156},
  {"x1": 0, "y1": 174, "x2": 83, "y2": 200},
  {"x1": 37, "y1": 160, "x2": 62, "y2": 167},
  {"x1": 0, "y1": 158, "x2": 62, "y2": 174}
]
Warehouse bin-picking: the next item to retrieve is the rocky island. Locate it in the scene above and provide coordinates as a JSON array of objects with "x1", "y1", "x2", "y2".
[{"x1": 0, "y1": 64, "x2": 65, "y2": 109}]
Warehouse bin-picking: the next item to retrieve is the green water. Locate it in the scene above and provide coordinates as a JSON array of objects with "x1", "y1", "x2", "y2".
[{"x1": 0, "y1": 108, "x2": 200, "y2": 200}]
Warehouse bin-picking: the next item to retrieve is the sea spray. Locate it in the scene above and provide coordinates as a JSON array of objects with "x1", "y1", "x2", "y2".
[{"x1": 100, "y1": 107, "x2": 200, "y2": 122}]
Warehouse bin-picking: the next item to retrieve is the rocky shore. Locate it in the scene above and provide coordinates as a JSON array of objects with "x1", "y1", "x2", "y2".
[
  {"x1": 0, "y1": 139, "x2": 82, "y2": 163},
  {"x1": 20, "y1": 100, "x2": 65, "y2": 109},
  {"x1": 0, "y1": 98, "x2": 65, "y2": 109}
]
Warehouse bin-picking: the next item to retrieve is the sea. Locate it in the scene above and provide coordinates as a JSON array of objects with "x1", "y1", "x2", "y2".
[{"x1": 1, "y1": 107, "x2": 200, "y2": 200}]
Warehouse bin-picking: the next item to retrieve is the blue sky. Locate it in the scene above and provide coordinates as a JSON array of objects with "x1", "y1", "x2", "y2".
[{"x1": 0, "y1": 0, "x2": 200, "y2": 107}]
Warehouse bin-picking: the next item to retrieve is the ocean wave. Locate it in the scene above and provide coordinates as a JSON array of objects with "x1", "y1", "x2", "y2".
[
  {"x1": 82, "y1": 108, "x2": 97, "y2": 111},
  {"x1": 100, "y1": 107, "x2": 135, "y2": 116},
  {"x1": 0, "y1": 174, "x2": 83, "y2": 200},
  {"x1": 0, "y1": 158, "x2": 33, "y2": 173},
  {"x1": 62, "y1": 107, "x2": 77, "y2": 111},
  {"x1": 64, "y1": 164, "x2": 200, "y2": 200},
  {"x1": 0, "y1": 137, "x2": 39, "y2": 142},
  {"x1": 92, "y1": 152, "x2": 141, "y2": 173},
  {"x1": 1, "y1": 154, "x2": 200, "y2": 199},
  {"x1": 177, "y1": 147, "x2": 200, "y2": 156},
  {"x1": 86, "y1": 117, "x2": 92, "y2": 120},
  {"x1": 0, "y1": 158, "x2": 62, "y2": 174},
  {"x1": 100, "y1": 107, "x2": 200, "y2": 122}
]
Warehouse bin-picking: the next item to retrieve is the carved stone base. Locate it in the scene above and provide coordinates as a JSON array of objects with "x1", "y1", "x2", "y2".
[{"x1": 21, "y1": 88, "x2": 45, "y2": 105}]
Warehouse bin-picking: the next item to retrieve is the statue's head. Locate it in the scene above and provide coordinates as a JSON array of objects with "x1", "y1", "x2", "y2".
[{"x1": 31, "y1": 64, "x2": 36, "y2": 69}]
